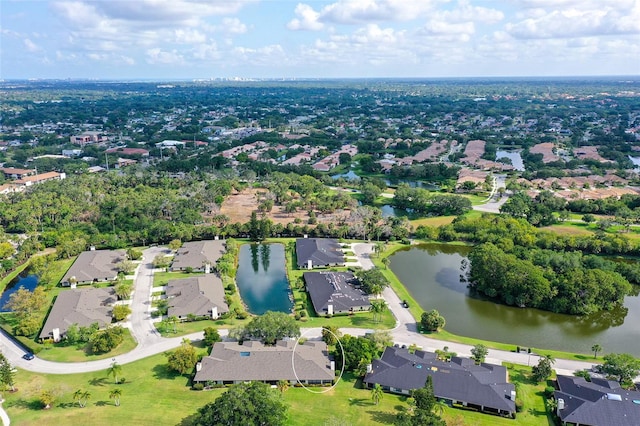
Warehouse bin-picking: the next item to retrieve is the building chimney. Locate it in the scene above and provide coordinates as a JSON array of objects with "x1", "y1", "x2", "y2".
[
  {"x1": 366, "y1": 364, "x2": 373, "y2": 373},
  {"x1": 307, "y1": 259, "x2": 313, "y2": 270},
  {"x1": 330, "y1": 361, "x2": 335, "y2": 371},
  {"x1": 196, "y1": 362, "x2": 202, "y2": 372},
  {"x1": 53, "y1": 328, "x2": 61, "y2": 343},
  {"x1": 557, "y1": 398, "x2": 564, "y2": 412},
  {"x1": 327, "y1": 304, "x2": 334, "y2": 316},
  {"x1": 211, "y1": 306, "x2": 218, "y2": 320}
]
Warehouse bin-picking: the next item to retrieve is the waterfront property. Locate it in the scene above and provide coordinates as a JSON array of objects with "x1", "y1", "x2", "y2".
[
  {"x1": 554, "y1": 375, "x2": 640, "y2": 426},
  {"x1": 296, "y1": 238, "x2": 345, "y2": 269},
  {"x1": 39, "y1": 287, "x2": 116, "y2": 341},
  {"x1": 364, "y1": 346, "x2": 516, "y2": 417},
  {"x1": 193, "y1": 340, "x2": 334, "y2": 386},
  {"x1": 165, "y1": 275, "x2": 229, "y2": 320},
  {"x1": 303, "y1": 271, "x2": 371, "y2": 316},
  {"x1": 170, "y1": 240, "x2": 225, "y2": 272},
  {"x1": 61, "y1": 249, "x2": 126, "y2": 286}
]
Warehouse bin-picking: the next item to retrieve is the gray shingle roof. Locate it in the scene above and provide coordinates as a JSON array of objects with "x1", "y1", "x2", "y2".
[
  {"x1": 62, "y1": 250, "x2": 126, "y2": 284},
  {"x1": 39, "y1": 287, "x2": 116, "y2": 339},
  {"x1": 364, "y1": 347, "x2": 516, "y2": 414},
  {"x1": 193, "y1": 340, "x2": 334, "y2": 383},
  {"x1": 166, "y1": 275, "x2": 229, "y2": 318},
  {"x1": 303, "y1": 271, "x2": 371, "y2": 314},
  {"x1": 296, "y1": 238, "x2": 344, "y2": 268},
  {"x1": 170, "y1": 240, "x2": 225, "y2": 271},
  {"x1": 555, "y1": 375, "x2": 640, "y2": 426}
]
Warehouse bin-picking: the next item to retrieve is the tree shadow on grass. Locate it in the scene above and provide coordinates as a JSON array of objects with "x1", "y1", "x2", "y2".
[
  {"x1": 89, "y1": 377, "x2": 109, "y2": 387},
  {"x1": 348, "y1": 316, "x2": 373, "y2": 327},
  {"x1": 152, "y1": 363, "x2": 180, "y2": 380},
  {"x1": 367, "y1": 410, "x2": 397, "y2": 424},
  {"x1": 5, "y1": 398, "x2": 41, "y2": 411},
  {"x1": 348, "y1": 397, "x2": 372, "y2": 407},
  {"x1": 94, "y1": 400, "x2": 109, "y2": 407},
  {"x1": 56, "y1": 402, "x2": 77, "y2": 409}
]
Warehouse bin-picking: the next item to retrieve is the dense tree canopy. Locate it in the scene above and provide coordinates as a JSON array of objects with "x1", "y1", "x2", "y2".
[{"x1": 234, "y1": 311, "x2": 300, "y2": 345}]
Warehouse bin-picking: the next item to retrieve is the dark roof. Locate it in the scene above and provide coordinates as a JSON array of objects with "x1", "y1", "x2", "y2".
[
  {"x1": 170, "y1": 240, "x2": 225, "y2": 271},
  {"x1": 555, "y1": 375, "x2": 640, "y2": 426},
  {"x1": 296, "y1": 238, "x2": 344, "y2": 268},
  {"x1": 39, "y1": 287, "x2": 116, "y2": 339},
  {"x1": 364, "y1": 347, "x2": 516, "y2": 413},
  {"x1": 62, "y1": 250, "x2": 126, "y2": 283},
  {"x1": 166, "y1": 275, "x2": 229, "y2": 318},
  {"x1": 303, "y1": 271, "x2": 371, "y2": 314},
  {"x1": 193, "y1": 340, "x2": 334, "y2": 383}
]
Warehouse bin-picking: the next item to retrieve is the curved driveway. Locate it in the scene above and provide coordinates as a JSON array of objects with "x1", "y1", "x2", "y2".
[{"x1": 0, "y1": 245, "x2": 604, "y2": 378}]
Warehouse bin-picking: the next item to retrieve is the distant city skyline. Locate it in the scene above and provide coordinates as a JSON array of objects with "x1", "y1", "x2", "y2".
[{"x1": 1, "y1": 0, "x2": 639, "y2": 80}]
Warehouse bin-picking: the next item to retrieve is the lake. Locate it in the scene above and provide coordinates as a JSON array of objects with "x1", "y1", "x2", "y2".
[
  {"x1": 0, "y1": 273, "x2": 38, "y2": 312},
  {"x1": 495, "y1": 149, "x2": 525, "y2": 171},
  {"x1": 390, "y1": 243, "x2": 640, "y2": 355},
  {"x1": 236, "y1": 243, "x2": 293, "y2": 315}
]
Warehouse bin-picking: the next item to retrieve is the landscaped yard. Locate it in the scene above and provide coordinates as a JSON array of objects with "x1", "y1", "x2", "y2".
[
  {"x1": 152, "y1": 271, "x2": 204, "y2": 287},
  {"x1": 4, "y1": 349, "x2": 553, "y2": 426}
]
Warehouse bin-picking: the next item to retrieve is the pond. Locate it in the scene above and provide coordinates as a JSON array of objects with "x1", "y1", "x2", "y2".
[
  {"x1": 236, "y1": 243, "x2": 293, "y2": 315},
  {"x1": 0, "y1": 272, "x2": 38, "y2": 312},
  {"x1": 495, "y1": 149, "x2": 525, "y2": 171},
  {"x1": 390, "y1": 243, "x2": 640, "y2": 355}
]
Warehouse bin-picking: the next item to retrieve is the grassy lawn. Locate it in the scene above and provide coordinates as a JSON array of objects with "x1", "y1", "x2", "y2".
[
  {"x1": 35, "y1": 330, "x2": 138, "y2": 362},
  {"x1": 410, "y1": 216, "x2": 456, "y2": 228},
  {"x1": 152, "y1": 271, "x2": 204, "y2": 287},
  {"x1": 4, "y1": 349, "x2": 553, "y2": 426}
]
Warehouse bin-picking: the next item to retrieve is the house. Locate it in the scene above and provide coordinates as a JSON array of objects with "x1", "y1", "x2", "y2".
[
  {"x1": 295, "y1": 238, "x2": 345, "y2": 269},
  {"x1": 364, "y1": 346, "x2": 516, "y2": 417},
  {"x1": 61, "y1": 249, "x2": 127, "y2": 286},
  {"x1": 14, "y1": 171, "x2": 66, "y2": 187},
  {"x1": 303, "y1": 271, "x2": 371, "y2": 316},
  {"x1": 165, "y1": 275, "x2": 229, "y2": 320},
  {"x1": 554, "y1": 375, "x2": 640, "y2": 426},
  {"x1": 193, "y1": 340, "x2": 335, "y2": 386},
  {"x1": 170, "y1": 240, "x2": 225, "y2": 272},
  {"x1": 39, "y1": 287, "x2": 116, "y2": 341},
  {"x1": 0, "y1": 167, "x2": 35, "y2": 180}
]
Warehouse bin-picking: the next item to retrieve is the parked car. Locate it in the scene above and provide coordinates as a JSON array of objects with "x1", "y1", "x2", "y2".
[{"x1": 22, "y1": 352, "x2": 35, "y2": 361}]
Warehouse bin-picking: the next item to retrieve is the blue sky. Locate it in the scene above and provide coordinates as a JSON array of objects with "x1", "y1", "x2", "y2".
[{"x1": 1, "y1": 0, "x2": 639, "y2": 80}]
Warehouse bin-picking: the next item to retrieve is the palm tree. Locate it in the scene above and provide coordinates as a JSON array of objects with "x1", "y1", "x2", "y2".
[
  {"x1": 370, "y1": 299, "x2": 387, "y2": 323},
  {"x1": 276, "y1": 380, "x2": 289, "y2": 394},
  {"x1": 168, "y1": 316, "x2": 179, "y2": 334},
  {"x1": 433, "y1": 398, "x2": 448, "y2": 416},
  {"x1": 381, "y1": 256, "x2": 391, "y2": 270},
  {"x1": 81, "y1": 391, "x2": 91, "y2": 408},
  {"x1": 371, "y1": 383, "x2": 384, "y2": 405},
  {"x1": 591, "y1": 344, "x2": 602, "y2": 359},
  {"x1": 373, "y1": 242, "x2": 384, "y2": 258},
  {"x1": 73, "y1": 389, "x2": 83, "y2": 408},
  {"x1": 109, "y1": 388, "x2": 122, "y2": 407},
  {"x1": 107, "y1": 361, "x2": 122, "y2": 384}
]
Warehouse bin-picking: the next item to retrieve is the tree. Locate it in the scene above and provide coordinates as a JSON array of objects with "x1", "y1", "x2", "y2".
[
  {"x1": 109, "y1": 388, "x2": 122, "y2": 407},
  {"x1": 112, "y1": 305, "x2": 131, "y2": 322},
  {"x1": 114, "y1": 280, "x2": 133, "y2": 300},
  {"x1": 370, "y1": 299, "x2": 388, "y2": 323},
  {"x1": 531, "y1": 355, "x2": 555, "y2": 383},
  {"x1": 237, "y1": 311, "x2": 300, "y2": 345},
  {"x1": 371, "y1": 383, "x2": 384, "y2": 405},
  {"x1": 357, "y1": 268, "x2": 389, "y2": 295},
  {"x1": 277, "y1": 379, "x2": 290, "y2": 394},
  {"x1": 421, "y1": 310, "x2": 445, "y2": 332},
  {"x1": 334, "y1": 335, "x2": 379, "y2": 372},
  {"x1": 73, "y1": 389, "x2": 83, "y2": 408},
  {"x1": 40, "y1": 390, "x2": 55, "y2": 409},
  {"x1": 321, "y1": 325, "x2": 341, "y2": 346},
  {"x1": 190, "y1": 381, "x2": 287, "y2": 426},
  {"x1": 381, "y1": 256, "x2": 391, "y2": 270},
  {"x1": 107, "y1": 361, "x2": 122, "y2": 384},
  {"x1": 601, "y1": 353, "x2": 640, "y2": 385},
  {"x1": 126, "y1": 248, "x2": 142, "y2": 260},
  {"x1": 152, "y1": 254, "x2": 171, "y2": 269},
  {"x1": 4, "y1": 286, "x2": 48, "y2": 336},
  {"x1": 0, "y1": 353, "x2": 15, "y2": 392},
  {"x1": 165, "y1": 339, "x2": 198, "y2": 375},
  {"x1": 168, "y1": 239, "x2": 182, "y2": 251},
  {"x1": 115, "y1": 260, "x2": 136, "y2": 275},
  {"x1": 90, "y1": 326, "x2": 125, "y2": 353},
  {"x1": 591, "y1": 344, "x2": 603, "y2": 359},
  {"x1": 203, "y1": 327, "x2": 221, "y2": 346},
  {"x1": 470, "y1": 344, "x2": 488, "y2": 364}
]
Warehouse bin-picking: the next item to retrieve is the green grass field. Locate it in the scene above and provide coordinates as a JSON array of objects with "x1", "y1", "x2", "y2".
[{"x1": 4, "y1": 346, "x2": 553, "y2": 426}]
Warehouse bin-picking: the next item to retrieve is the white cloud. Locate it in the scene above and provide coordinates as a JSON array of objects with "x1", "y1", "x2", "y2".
[
  {"x1": 222, "y1": 18, "x2": 248, "y2": 34},
  {"x1": 288, "y1": 4, "x2": 323, "y2": 31},
  {"x1": 145, "y1": 48, "x2": 184, "y2": 65},
  {"x1": 23, "y1": 38, "x2": 41, "y2": 52},
  {"x1": 174, "y1": 29, "x2": 207, "y2": 44}
]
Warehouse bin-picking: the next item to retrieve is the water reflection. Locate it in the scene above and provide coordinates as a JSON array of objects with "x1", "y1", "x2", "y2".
[{"x1": 390, "y1": 243, "x2": 640, "y2": 355}]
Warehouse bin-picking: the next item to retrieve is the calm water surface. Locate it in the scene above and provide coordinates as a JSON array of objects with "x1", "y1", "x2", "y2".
[
  {"x1": 390, "y1": 243, "x2": 640, "y2": 355},
  {"x1": 236, "y1": 243, "x2": 293, "y2": 315},
  {"x1": 0, "y1": 273, "x2": 38, "y2": 312},
  {"x1": 496, "y1": 149, "x2": 525, "y2": 171}
]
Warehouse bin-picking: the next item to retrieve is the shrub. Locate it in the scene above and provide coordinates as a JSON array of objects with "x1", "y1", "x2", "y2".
[
  {"x1": 119, "y1": 377, "x2": 126, "y2": 384},
  {"x1": 192, "y1": 383, "x2": 204, "y2": 391},
  {"x1": 544, "y1": 386, "x2": 555, "y2": 398},
  {"x1": 515, "y1": 398, "x2": 524, "y2": 412},
  {"x1": 294, "y1": 313, "x2": 301, "y2": 320}
]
